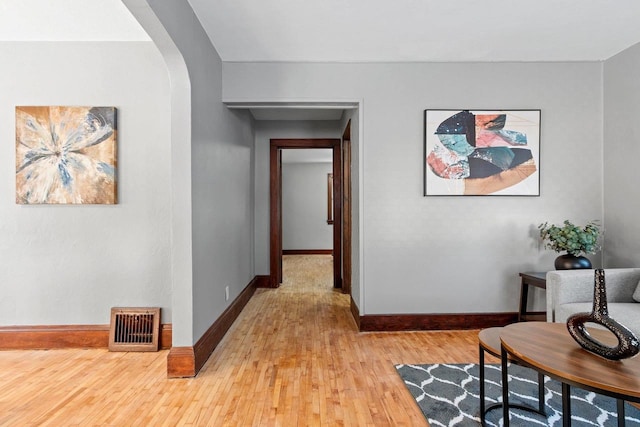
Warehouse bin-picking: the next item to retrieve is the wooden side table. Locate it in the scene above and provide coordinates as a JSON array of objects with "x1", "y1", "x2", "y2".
[{"x1": 518, "y1": 272, "x2": 547, "y2": 322}]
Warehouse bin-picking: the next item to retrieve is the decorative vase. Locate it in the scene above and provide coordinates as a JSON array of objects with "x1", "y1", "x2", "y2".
[
  {"x1": 566, "y1": 269, "x2": 640, "y2": 360},
  {"x1": 554, "y1": 253, "x2": 592, "y2": 270}
]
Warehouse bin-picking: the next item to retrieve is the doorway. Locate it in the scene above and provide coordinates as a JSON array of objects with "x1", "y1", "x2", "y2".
[{"x1": 270, "y1": 139, "x2": 343, "y2": 289}]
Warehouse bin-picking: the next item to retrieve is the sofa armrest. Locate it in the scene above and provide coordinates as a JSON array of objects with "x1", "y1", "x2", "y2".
[{"x1": 546, "y1": 268, "x2": 640, "y2": 322}]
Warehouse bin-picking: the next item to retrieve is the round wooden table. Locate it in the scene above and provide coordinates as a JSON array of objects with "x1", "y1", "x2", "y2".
[{"x1": 500, "y1": 322, "x2": 640, "y2": 427}]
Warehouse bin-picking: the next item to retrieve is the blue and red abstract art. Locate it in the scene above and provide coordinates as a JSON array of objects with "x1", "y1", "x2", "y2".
[{"x1": 424, "y1": 109, "x2": 540, "y2": 196}]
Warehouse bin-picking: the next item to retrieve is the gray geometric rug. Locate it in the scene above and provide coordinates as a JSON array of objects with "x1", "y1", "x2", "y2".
[{"x1": 396, "y1": 363, "x2": 640, "y2": 427}]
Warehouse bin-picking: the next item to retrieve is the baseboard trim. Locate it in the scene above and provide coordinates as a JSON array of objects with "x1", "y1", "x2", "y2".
[
  {"x1": 358, "y1": 312, "x2": 519, "y2": 332},
  {"x1": 167, "y1": 276, "x2": 259, "y2": 378},
  {"x1": 350, "y1": 296, "x2": 361, "y2": 330},
  {"x1": 254, "y1": 275, "x2": 271, "y2": 288},
  {"x1": 167, "y1": 346, "x2": 196, "y2": 377},
  {"x1": 160, "y1": 324, "x2": 172, "y2": 349},
  {"x1": 0, "y1": 323, "x2": 173, "y2": 350},
  {"x1": 282, "y1": 249, "x2": 333, "y2": 255}
]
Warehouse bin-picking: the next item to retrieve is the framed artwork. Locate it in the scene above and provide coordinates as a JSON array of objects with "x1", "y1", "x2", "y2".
[
  {"x1": 16, "y1": 106, "x2": 117, "y2": 204},
  {"x1": 424, "y1": 109, "x2": 540, "y2": 196}
]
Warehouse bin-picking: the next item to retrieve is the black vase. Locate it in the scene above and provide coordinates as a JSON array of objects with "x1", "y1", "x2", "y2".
[
  {"x1": 554, "y1": 253, "x2": 592, "y2": 270},
  {"x1": 566, "y1": 269, "x2": 640, "y2": 360}
]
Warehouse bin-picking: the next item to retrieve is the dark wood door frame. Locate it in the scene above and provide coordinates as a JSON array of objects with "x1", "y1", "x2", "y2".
[
  {"x1": 270, "y1": 139, "x2": 342, "y2": 288},
  {"x1": 341, "y1": 121, "x2": 352, "y2": 295}
]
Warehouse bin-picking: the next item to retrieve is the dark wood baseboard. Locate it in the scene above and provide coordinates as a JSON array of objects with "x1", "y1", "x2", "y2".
[
  {"x1": 282, "y1": 249, "x2": 333, "y2": 255},
  {"x1": 159, "y1": 324, "x2": 172, "y2": 349},
  {"x1": 358, "y1": 312, "x2": 519, "y2": 332},
  {"x1": 167, "y1": 346, "x2": 195, "y2": 378},
  {"x1": 0, "y1": 323, "x2": 173, "y2": 350},
  {"x1": 254, "y1": 275, "x2": 271, "y2": 288},
  {"x1": 167, "y1": 276, "x2": 260, "y2": 378},
  {"x1": 350, "y1": 296, "x2": 361, "y2": 330}
]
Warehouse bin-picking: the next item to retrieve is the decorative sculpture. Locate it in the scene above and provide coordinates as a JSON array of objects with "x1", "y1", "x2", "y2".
[{"x1": 567, "y1": 269, "x2": 640, "y2": 360}]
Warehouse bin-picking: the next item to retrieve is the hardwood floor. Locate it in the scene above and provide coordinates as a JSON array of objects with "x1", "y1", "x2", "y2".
[{"x1": 0, "y1": 255, "x2": 484, "y2": 426}]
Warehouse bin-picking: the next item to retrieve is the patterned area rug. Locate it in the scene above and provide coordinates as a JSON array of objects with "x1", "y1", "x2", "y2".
[{"x1": 396, "y1": 363, "x2": 640, "y2": 427}]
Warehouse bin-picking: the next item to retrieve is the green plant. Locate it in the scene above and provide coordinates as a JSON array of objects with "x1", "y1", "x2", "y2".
[{"x1": 538, "y1": 220, "x2": 601, "y2": 256}]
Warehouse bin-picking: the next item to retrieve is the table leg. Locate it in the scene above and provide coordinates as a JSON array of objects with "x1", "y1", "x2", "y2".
[
  {"x1": 538, "y1": 372, "x2": 545, "y2": 414},
  {"x1": 479, "y1": 344, "x2": 486, "y2": 425},
  {"x1": 562, "y1": 382, "x2": 571, "y2": 427},
  {"x1": 518, "y1": 281, "x2": 529, "y2": 322},
  {"x1": 501, "y1": 344, "x2": 510, "y2": 427},
  {"x1": 617, "y1": 399, "x2": 625, "y2": 427}
]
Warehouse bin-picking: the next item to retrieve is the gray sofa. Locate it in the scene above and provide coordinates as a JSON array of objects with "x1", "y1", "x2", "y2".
[{"x1": 546, "y1": 268, "x2": 640, "y2": 336}]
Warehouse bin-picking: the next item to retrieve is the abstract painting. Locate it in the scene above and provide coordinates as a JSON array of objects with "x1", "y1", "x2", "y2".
[
  {"x1": 16, "y1": 106, "x2": 117, "y2": 204},
  {"x1": 424, "y1": 109, "x2": 540, "y2": 196}
]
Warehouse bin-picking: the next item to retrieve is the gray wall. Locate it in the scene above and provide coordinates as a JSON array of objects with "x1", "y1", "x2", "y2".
[
  {"x1": 145, "y1": 0, "x2": 255, "y2": 345},
  {"x1": 603, "y1": 42, "x2": 640, "y2": 267},
  {"x1": 226, "y1": 62, "x2": 604, "y2": 315},
  {"x1": 0, "y1": 42, "x2": 172, "y2": 324},
  {"x1": 253, "y1": 120, "x2": 342, "y2": 274},
  {"x1": 282, "y1": 162, "x2": 333, "y2": 250}
]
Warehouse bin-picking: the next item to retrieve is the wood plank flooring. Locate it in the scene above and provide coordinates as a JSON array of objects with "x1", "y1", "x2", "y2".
[{"x1": 0, "y1": 255, "x2": 484, "y2": 426}]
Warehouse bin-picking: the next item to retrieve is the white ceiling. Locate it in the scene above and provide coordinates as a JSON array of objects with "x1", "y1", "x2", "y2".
[
  {"x1": 0, "y1": 0, "x2": 149, "y2": 41},
  {"x1": 190, "y1": 0, "x2": 640, "y2": 62},
  {"x1": 4, "y1": 0, "x2": 640, "y2": 62}
]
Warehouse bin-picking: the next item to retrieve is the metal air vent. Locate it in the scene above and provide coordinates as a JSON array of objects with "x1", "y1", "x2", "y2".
[{"x1": 109, "y1": 307, "x2": 160, "y2": 352}]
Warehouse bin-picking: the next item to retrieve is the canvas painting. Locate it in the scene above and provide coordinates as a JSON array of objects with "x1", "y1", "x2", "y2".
[
  {"x1": 16, "y1": 106, "x2": 117, "y2": 204},
  {"x1": 424, "y1": 109, "x2": 540, "y2": 196}
]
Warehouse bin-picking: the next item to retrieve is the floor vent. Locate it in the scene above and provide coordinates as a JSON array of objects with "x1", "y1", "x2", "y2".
[{"x1": 109, "y1": 307, "x2": 160, "y2": 352}]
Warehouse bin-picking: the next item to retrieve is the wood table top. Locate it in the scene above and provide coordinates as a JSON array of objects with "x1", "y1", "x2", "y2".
[
  {"x1": 519, "y1": 271, "x2": 547, "y2": 281},
  {"x1": 478, "y1": 327, "x2": 504, "y2": 358},
  {"x1": 500, "y1": 322, "x2": 640, "y2": 401}
]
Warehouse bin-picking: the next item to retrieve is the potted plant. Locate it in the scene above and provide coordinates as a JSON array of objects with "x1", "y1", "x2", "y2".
[{"x1": 538, "y1": 220, "x2": 601, "y2": 269}]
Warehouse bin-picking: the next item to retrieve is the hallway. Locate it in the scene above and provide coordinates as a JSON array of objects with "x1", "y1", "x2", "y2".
[{"x1": 0, "y1": 256, "x2": 480, "y2": 426}]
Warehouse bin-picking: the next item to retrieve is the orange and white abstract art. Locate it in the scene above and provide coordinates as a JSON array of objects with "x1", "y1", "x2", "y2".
[{"x1": 16, "y1": 106, "x2": 117, "y2": 204}]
